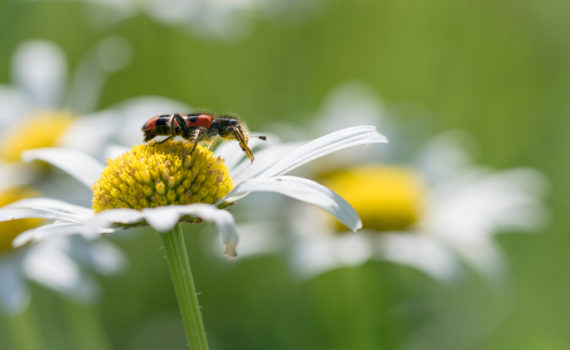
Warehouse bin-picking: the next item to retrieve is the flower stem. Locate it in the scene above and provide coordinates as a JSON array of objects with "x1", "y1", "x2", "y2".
[
  {"x1": 8, "y1": 307, "x2": 41, "y2": 350},
  {"x1": 160, "y1": 224, "x2": 210, "y2": 350}
]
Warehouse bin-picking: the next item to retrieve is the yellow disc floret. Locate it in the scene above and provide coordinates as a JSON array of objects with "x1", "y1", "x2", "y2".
[
  {"x1": 323, "y1": 165, "x2": 425, "y2": 232},
  {"x1": 92, "y1": 141, "x2": 234, "y2": 212},
  {"x1": 0, "y1": 187, "x2": 41, "y2": 254},
  {"x1": 0, "y1": 110, "x2": 75, "y2": 162}
]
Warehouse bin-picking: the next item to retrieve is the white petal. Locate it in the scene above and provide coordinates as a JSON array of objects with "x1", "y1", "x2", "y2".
[
  {"x1": 2, "y1": 197, "x2": 92, "y2": 220},
  {"x1": 59, "y1": 110, "x2": 121, "y2": 157},
  {"x1": 3, "y1": 197, "x2": 93, "y2": 220},
  {"x1": 0, "y1": 255, "x2": 29, "y2": 314},
  {"x1": 13, "y1": 222, "x2": 85, "y2": 248},
  {"x1": 0, "y1": 162, "x2": 39, "y2": 192},
  {"x1": 22, "y1": 148, "x2": 104, "y2": 188},
  {"x1": 226, "y1": 175, "x2": 362, "y2": 231},
  {"x1": 84, "y1": 240, "x2": 127, "y2": 275},
  {"x1": 0, "y1": 86, "x2": 33, "y2": 126},
  {"x1": 143, "y1": 204, "x2": 239, "y2": 257},
  {"x1": 0, "y1": 208, "x2": 83, "y2": 224},
  {"x1": 142, "y1": 206, "x2": 183, "y2": 232},
  {"x1": 12, "y1": 40, "x2": 67, "y2": 108},
  {"x1": 84, "y1": 208, "x2": 144, "y2": 235},
  {"x1": 374, "y1": 233, "x2": 459, "y2": 282},
  {"x1": 258, "y1": 125, "x2": 387, "y2": 178},
  {"x1": 230, "y1": 142, "x2": 303, "y2": 184}
]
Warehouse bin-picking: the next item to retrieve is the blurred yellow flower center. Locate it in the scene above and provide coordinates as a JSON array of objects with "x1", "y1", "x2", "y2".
[
  {"x1": 323, "y1": 165, "x2": 425, "y2": 232},
  {"x1": 92, "y1": 141, "x2": 234, "y2": 212},
  {"x1": 0, "y1": 111, "x2": 75, "y2": 162},
  {"x1": 0, "y1": 187, "x2": 41, "y2": 254}
]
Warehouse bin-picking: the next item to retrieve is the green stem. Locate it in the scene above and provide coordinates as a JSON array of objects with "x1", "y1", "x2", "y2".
[
  {"x1": 160, "y1": 224, "x2": 210, "y2": 350},
  {"x1": 63, "y1": 299, "x2": 112, "y2": 350},
  {"x1": 8, "y1": 307, "x2": 41, "y2": 350}
]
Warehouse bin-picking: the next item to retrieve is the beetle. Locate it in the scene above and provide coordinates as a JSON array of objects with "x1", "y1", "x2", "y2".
[{"x1": 141, "y1": 113, "x2": 266, "y2": 162}]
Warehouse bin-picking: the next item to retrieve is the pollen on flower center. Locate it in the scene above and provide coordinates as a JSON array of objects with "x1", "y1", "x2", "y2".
[
  {"x1": 0, "y1": 111, "x2": 74, "y2": 162},
  {"x1": 92, "y1": 141, "x2": 234, "y2": 212},
  {"x1": 323, "y1": 165, "x2": 425, "y2": 232},
  {"x1": 0, "y1": 187, "x2": 41, "y2": 254}
]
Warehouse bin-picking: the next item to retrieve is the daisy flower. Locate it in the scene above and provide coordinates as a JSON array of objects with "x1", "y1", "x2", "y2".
[
  {"x1": 0, "y1": 124, "x2": 385, "y2": 347},
  {"x1": 0, "y1": 125, "x2": 385, "y2": 256},
  {"x1": 239, "y1": 82, "x2": 548, "y2": 282}
]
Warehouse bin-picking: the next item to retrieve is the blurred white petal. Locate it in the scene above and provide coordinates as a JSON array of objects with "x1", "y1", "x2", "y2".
[
  {"x1": 0, "y1": 255, "x2": 29, "y2": 314},
  {"x1": 226, "y1": 175, "x2": 362, "y2": 231},
  {"x1": 24, "y1": 239, "x2": 99, "y2": 303},
  {"x1": 104, "y1": 144, "x2": 130, "y2": 160},
  {"x1": 416, "y1": 131, "x2": 476, "y2": 183},
  {"x1": 67, "y1": 37, "x2": 132, "y2": 113},
  {"x1": 221, "y1": 221, "x2": 284, "y2": 259},
  {"x1": 87, "y1": 240, "x2": 127, "y2": 275},
  {"x1": 375, "y1": 233, "x2": 459, "y2": 281},
  {"x1": 23, "y1": 148, "x2": 104, "y2": 188},
  {"x1": 258, "y1": 125, "x2": 387, "y2": 178},
  {"x1": 0, "y1": 86, "x2": 33, "y2": 127},
  {"x1": 291, "y1": 233, "x2": 373, "y2": 278},
  {"x1": 0, "y1": 162, "x2": 38, "y2": 191},
  {"x1": 315, "y1": 82, "x2": 387, "y2": 133},
  {"x1": 426, "y1": 168, "x2": 548, "y2": 243},
  {"x1": 13, "y1": 222, "x2": 85, "y2": 248},
  {"x1": 143, "y1": 0, "x2": 199, "y2": 22},
  {"x1": 12, "y1": 40, "x2": 67, "y2": 108},
  {"x1": 59, "y1": 110, "x2": 121, "y2": 157},
  {"x1": 95, "y1": 36, "x2": 132, "y2": 73}
]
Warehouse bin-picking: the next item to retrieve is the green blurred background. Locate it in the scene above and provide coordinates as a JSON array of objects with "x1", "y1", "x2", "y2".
[{"x1": 1, "y1": 0, "x2": 569, "y2": 349}]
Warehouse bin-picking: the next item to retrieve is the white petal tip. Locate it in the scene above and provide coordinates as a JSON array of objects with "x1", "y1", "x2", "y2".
[
  {"x1": 351, "y1": 220, "x2": 363, "y2": 232},
  {"x1": 12, "y1": 235, "x2": 30, "y2": 248},
  {"x1": 224, "y1": 244, "x2": 238, "y2": 258}
]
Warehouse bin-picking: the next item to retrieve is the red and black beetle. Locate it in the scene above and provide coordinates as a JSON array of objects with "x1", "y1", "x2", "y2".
[{"x1": 141, "y1": 113, "x2": 266, "y2": 162}]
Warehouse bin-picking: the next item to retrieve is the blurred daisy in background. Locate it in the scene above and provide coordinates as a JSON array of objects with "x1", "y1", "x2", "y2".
[
  {"x1": 0, "y1": 38, "x2": 131, "y2": 162},
  {"x1": 67, "y1": 0, "x2": 323, "y2": 41},
  {"x1": 234, "y1": 82, "x2": 548, "y2": 282},
  {"x1": 0, "y1": 172, "x2": 126, "y2": 315},
  {"x1": 0, "y1": 38, "x2": 194, "y2": 199}
]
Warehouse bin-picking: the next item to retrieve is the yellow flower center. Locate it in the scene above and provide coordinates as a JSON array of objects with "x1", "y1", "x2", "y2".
[
  {"x1": 0, "y1": 111, "x2": 75, "y2": 162},
  {"x1": 92, "y1": 141, "x2": 234, "y2": 212},
  {"x1": 323, "y1": 165, "x2": 425, "y2": 232},
  {"x1": 0, "y1": 187, "x2": 41, "y2": 254}
]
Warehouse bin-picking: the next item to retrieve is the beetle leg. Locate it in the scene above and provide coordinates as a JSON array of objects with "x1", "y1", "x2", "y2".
[
  {"x1": 172, "y1": 114, "x2": 188, "y2": 138},
  {"x1": 188, "y1": 128, "x2": 204, "y2": 154},
  {"x1": 157, "y1": 136, "x2": 173, "y2": 144},
  {"x1": 232, "y1": 127, "x2": 254, "y2": 162}
]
